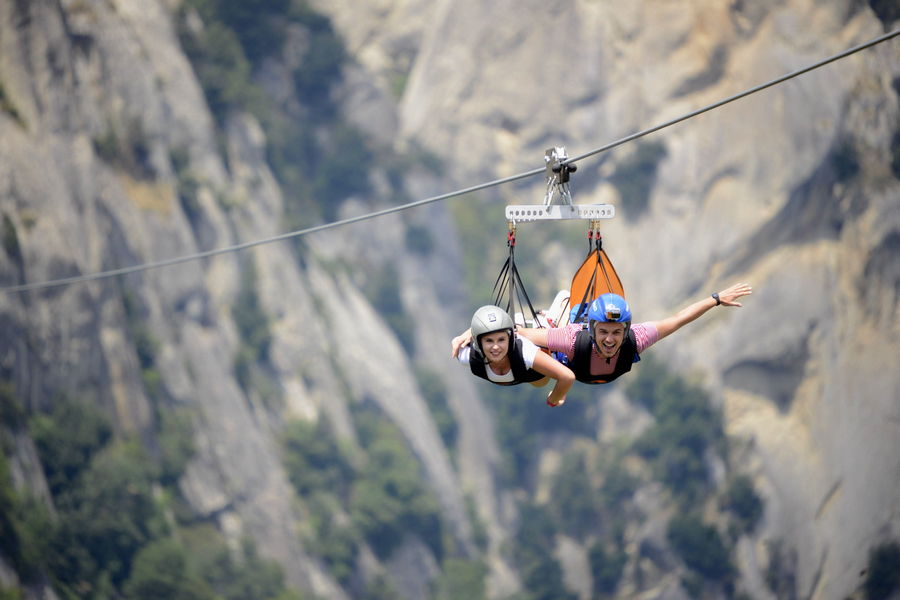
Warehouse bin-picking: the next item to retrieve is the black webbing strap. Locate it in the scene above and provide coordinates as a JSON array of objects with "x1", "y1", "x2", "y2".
[{"x1": 490, "y1": 230, "x2": 541, "y2": 326}]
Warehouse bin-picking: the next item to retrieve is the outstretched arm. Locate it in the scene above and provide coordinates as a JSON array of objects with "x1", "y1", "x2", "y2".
[
  {"x1": 531, "y1": 351, "x2": 575, "y2": 407},
  {"x1": 516, "y1": 327, "x2": 549, "y2": 348},
  {"x1": 452, "y1": 326, "x2": 550, "y2": 357},
  {"x1": 651, "y1": 282, "x2": 752, "y2": 342},
  {"x1": 450, "y1": 328, "x2": 473, "y2": 358}
]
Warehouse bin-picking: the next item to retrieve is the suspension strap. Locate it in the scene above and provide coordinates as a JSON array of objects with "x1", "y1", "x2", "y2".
[{"x1": 490, "y1": 224, "x2": 542, "y2": 328}]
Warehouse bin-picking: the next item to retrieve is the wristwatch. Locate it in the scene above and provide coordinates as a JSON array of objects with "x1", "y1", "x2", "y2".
[{"x1": 711, "y1": 292, "x2": 721, "y2": 306}]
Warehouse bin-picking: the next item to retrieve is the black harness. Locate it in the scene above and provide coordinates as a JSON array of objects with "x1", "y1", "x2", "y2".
[
  {"x1": 571, "y1": 328, "x2": 639, "y2": 384},
  {"x1": 469, "y1": 338, "x2": 546, "y2": 386}
]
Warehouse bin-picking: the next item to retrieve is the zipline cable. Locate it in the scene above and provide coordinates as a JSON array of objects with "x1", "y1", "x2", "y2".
[
  {"x1": 1, "y1": 170, "x2": 542, "y2": 294},
  {"x1": 3, "y1": 27, "x2": 897, "y2": 295}
]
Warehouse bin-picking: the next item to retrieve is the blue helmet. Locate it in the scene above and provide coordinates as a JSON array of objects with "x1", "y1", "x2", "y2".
[
  {"x1": 569, "y1": 303, "x2": 588, "y2": 324},
  {"x1": 588, "y1": 293, "x2": 632, "y2": 324}
]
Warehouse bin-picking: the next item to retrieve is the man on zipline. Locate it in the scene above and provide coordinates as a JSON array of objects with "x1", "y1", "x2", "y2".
[{"x1": 452, "y1": 282, "x2": 751, "y2": 389}]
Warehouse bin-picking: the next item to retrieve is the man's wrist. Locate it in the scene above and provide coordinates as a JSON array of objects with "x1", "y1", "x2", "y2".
[{"x1": 711, "y1": 292, "x2": 721, "y2": 306}]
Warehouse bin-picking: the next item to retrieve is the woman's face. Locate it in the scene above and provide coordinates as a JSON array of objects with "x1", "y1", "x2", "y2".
[
  {"x1": 479, "y1": 331, "x2": 510, "y2": 363},
  {"x1": 593, "y1": 322, "x2": 626, "y2": 358}
]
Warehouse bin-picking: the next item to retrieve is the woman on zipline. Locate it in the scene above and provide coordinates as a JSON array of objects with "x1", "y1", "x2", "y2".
[
  {"x1": 452, "y1": 283, "x2": 752, "y2": 389},
  {"x1": 454, "y1": 305, "x2": 575, "y2": 406}
]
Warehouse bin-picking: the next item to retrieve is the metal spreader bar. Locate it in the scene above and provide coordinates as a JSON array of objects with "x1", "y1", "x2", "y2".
[
  {"x1": 505, "y1": 146, "x2": 615, "y2": 223},
  {"x1": 505, "y1": 204, "x2": 615, "y2": 222}
]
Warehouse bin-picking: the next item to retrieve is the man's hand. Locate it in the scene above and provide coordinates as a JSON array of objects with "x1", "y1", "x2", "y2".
[{"x1": 716, "y1": 282, "x2": 752, "y2": 307}]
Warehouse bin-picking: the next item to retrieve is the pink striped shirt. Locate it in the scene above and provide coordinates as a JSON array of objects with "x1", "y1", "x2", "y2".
[{"x1": 546, "y1": 322, "x2": 659, "y2": 377}]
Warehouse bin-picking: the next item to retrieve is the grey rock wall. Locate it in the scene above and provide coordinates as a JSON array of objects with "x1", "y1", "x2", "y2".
[{"x1": 1, "y1": 0, "x2": 898, "y2": 598}]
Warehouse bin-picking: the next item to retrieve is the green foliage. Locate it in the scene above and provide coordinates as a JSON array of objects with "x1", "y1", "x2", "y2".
[
  {"x1": 0, "y1": 380, "x2": 25, "y2": 430},
  {"x1": 864, "y1": 541, "x2": 900, "y2": 600},
  {"x1": 123, "y1": 538, "x2": 215, "y2": 600},
  {"x1": 599, "y1": 460, "x2": 637, "y2": 508},
  {"x1": 431, "y1": 558, "x2": 488, "y2": 600},
  {"x1": 363, "y1": 263, "x2": 414, "y2": 352},
  {"x1": 282, "y1": 419, "x2": 353, "y2": 498},
  {"x1": 404, "y1": 223, "x2": 435, "y2": 257},
  {"x1": 764, "y1": 539, "x2": 796, "y2": 598},
  {"x1": 489, "y1": 382, "x2": 595, "y2": 484},
  {"x1": 287, "y1": 4, "x2": 348, "y2": 114},
  {"x1": 721, "y1": 475, "x2": 763, "y2": 535},
  {"x1": 178, "y1": 0, "x2": 368, "y2": 230},
  {"x1": 156, "y1": 408, "x2": 196, "y2": 486},
  {"x1": 190, "y1": 0, "x2": 292, "y2": 63},
  {"x1": 350, "y1": 412, "x2": 443, "y2": 560},
  {"x1": 608, "y1": 141, "x2": 667, "y2": 220},
  {"x1": 170, "y1": 146, "x2": 204, "y2": 231},
  {"x1": 588, "y1": 541, "x2": 627, "y2": 596},
  {"x1": 891, "y1": 117, "x2": 900, "y2": 181},
  {"x1": 831, "y1": 137, "x2": 860, "y2": 183},
  {"x1": 0, "y1": 81, "x2": 24, "y2": 126},
  {"x1": 44, "y1": 441, "x2": 166, "y2": 594},
  {"x1": 414, "y1": 367, "x2": 457, "y2": 454},
  {"x1": 178, "y1": 18, "x2": 263, "y2": 124},
  {"x1": 666, "y1": 514, "x2": 733, "y2": 582},
  {"x1": 1, "y1": 214, "x2": 21, "y2": 262},
  {"x1": 0, "y1": 452, "x2": 42, "y2": 580},
  {"x1": 464, "y1": 495, "x2": 489, "y2": 552},
  {"x1": 283, "y1": 408, "x2": 445, "y2": 573},
  {"x1": 232, "y1": 258, "x2": 273, "y2": 394},
  {"x1": 91, "y1": 120, "x2": 155, "y2": 179},
  {"x1": 360, "y1": 575, "x2": 398, "y2": 600},
  {"x1": 511, "y1": 502, "x2": 577, "y2": 600},
  {"x1": 311, "y1": 125, "x2": 374, "y2": 221},
  {"x1": 869, "y1": 0, "x2": 900, "y2": 27},
  {"x1": 307, "y1": 502, "x2": 358, "y2": 584},
  {"x1": 121, "y1": 289, "x2": 164, "y2": 398},
  {"x1": 627, "y1": 357, "x2": 723, "y2": 504},
  {"x1": 0, "y1": 586, "x2": 22, "y2": 600},
  {"x1": 233, "y1": 259, "x2": 271, "y2": 361},
  {"x1": 30, "y1": 400, "x2": 113, "y2": 497},
  {"x1": 200, "y1": 539, "x2": 291, "y2": 600},
  {"x1": 549, "y1": 450, "x2": 598, "y2": 538},
  {"x1": 92, "y1": 127, "x2": 119, "y2": 164}
]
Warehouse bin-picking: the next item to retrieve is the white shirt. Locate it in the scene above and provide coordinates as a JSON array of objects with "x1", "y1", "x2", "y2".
[{"x1": 457, "y1": 337, "x2": 540, "y2": 383}]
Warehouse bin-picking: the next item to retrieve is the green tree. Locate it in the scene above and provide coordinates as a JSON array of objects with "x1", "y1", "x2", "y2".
[
  {"x1": 124, "y1": 538, "x2": 215, "y2": 600},
  {"x1": 627, "y1": 357, "x2": 723, "y2": 504},
  {"x1": 721, "y1": 475, "x2": 764, "y2": 534},
  {"x1": 608, "y1": 141, "x2": 667, "y2": 219},
  {"x1": 350, "y1": 413, "x2": 442, "y2": 560},
  {"x1": 864, "y1": 541, "x2": 900, "y2": 600},
  {"x1": 589, "y1": 541, "x2": 627, "y2": 596},
  {"x1": 511, "y1": 502, "x2": 577, "y2": 600},
  {"x1": 30, "y1": 400, "x2": 112, "y2": 497},
  {"x1": 282, "y1": 419, "x2": 352, "y2": 498},
  {"x1": 43, "y1": 441, "x2": 166, "y2": 594},
  {"x1": 195, "y1": 538, "x2": 294, "y2": 600},
  {"x1": 549, "y1": 450, "x2": 597, "y2": 538},
  {"x1": 432, "y1": 558, "x2": 487, "y2": 600},
  {"x1": 666, "y1": 514, "x2": 733, "y2": 582}
]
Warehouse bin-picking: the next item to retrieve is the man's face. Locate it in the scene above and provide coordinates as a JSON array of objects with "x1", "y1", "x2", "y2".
[{"x1": 593, "y1": 322, "x2": 626, "y2": 358}]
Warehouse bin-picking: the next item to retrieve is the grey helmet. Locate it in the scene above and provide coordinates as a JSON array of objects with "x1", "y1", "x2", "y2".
[{"x1": 470, "y1": 305, "x2": 515, "y2": 346}]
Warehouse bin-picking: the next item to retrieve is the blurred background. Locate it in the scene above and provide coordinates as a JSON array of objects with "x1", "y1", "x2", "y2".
[{"x1": 0, "y1": 1, "x2": 898, "y2": 599}]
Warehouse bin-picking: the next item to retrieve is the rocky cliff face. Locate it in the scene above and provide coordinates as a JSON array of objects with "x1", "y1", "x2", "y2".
[
  {"x1": 320, "y1": 1, "x2": 900, "y2": 598},
  {"x1": 1, "y1": 0, "x2": 898, "y2": 599}
]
